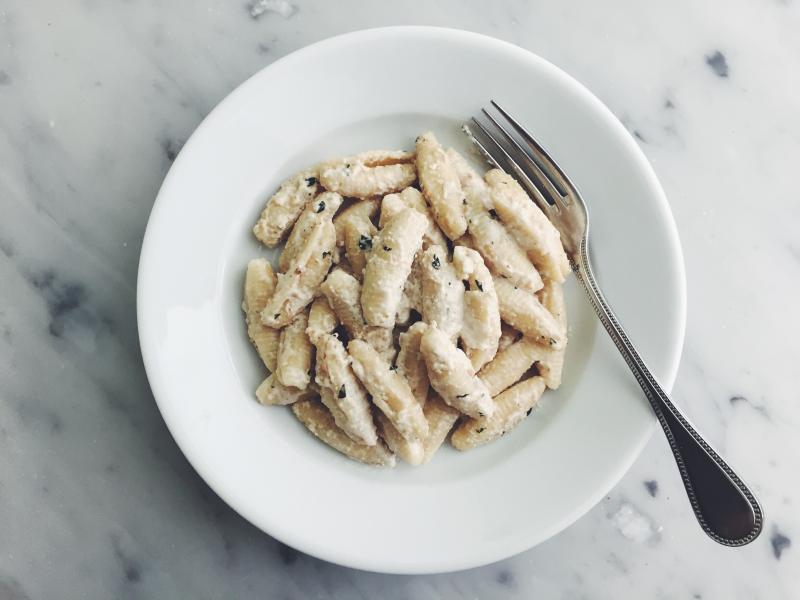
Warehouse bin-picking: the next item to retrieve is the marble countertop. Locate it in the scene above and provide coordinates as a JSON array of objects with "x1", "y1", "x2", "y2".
[{"x1": 1, "y1": 1, "x2": 798, "y2": 598}]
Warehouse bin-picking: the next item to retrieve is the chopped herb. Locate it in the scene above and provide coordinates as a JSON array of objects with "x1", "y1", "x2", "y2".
[
  {"x1": 338, "y1": 385, "x2": 346, "y2": 399},
  {"x1": 476, "y1": 427, "x2": 485, "y2": 433},
  {"x1": 475, "y1": 280, "x2": 484, "y2": 291},
  {"x1": 305, "y1": 176, "x2": 317, "y2": 187},
  {"x1": 383, "y1": 245, "x2": 392, "y2": 252},
  {"x1": 548, "y1": 337, "x2": 557, "y2": 346},
  {"x1": 345, "y1": 163, "x2": 351, "y2": 169},
  {"x1": 478, "y1": 411, "x2": 485, "y2": 417},
  {"x1": 315, "y1": 200, "x2": 326, "y2": 213},
  {"x1": 488, "y1": 209, "x2": 499, "y2": 220},
  {"x1": 456, "y1": 393, "x2": 469, "y2": 398},
  {"x1": 462, "y1": 198, "x2": 467, "y2": 205},
  {"x1": 389, "y1": 365, "x2": 398, "y2": 372},
  {"x1": 526, "y1": 407, "x2": 533, "y2": 416},
  {"x1": 321, "y1": 250, "x2": 332, "y2": 258},
  {"x1": 462, "y1": 279, "x2": 470, "y2": 291},
  {"x1": 273, "y1": 313, "x2": 280, "y2": 319},
  {"x1": 358, "y1": 235, "x2": 373, "y2": 251},
  {"x1": 431, "y1": 255, "x2": 441, "y2": 269}
]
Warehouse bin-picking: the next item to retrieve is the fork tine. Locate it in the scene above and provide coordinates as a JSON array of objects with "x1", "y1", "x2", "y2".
[
  {"x1": 480, "y1": 107, "x2": 562, "y2": 207},
  {"x1": 489, "y1": 100, "x2": 576, "y2": 201},
  {"x1": 468, "y1": 118, "x2": 556, "y2": 215}
]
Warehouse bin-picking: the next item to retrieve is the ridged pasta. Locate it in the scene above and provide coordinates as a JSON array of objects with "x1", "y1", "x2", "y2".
[
  {"x1": 420, "y1": 323, "x2": 494, "y2": 418},
  {"x1": 255, "y1": 373, "x2": 315, "y2": 406},
  {"x1": 485, "y1": 169, "x2": 571, "y2": 283},
  {"x1": 319, "y1": 150, "x2": 416, "y2": 199},
  {"x1": 451, "y1": 376, "x2": 546, "y2": 450},
  {"x1": 261, "y1": 220, "x2": 335, "y2": 328},
  {"x1": 243, "y1": 258, "x2": 280, "y2": 372},
  {"x1": 348, "y1": 339, "x2": 428, "y2": 442},
  {"x1": 292, "y1": 399, "x2": 396, "y2": 467},
  {"x1": 420, "y1": 245, "x2": 464, "y2": 343},
  {"x1": 494, "y1": 277, "x2": 565, "y2": 348},
  {"x1": 275, "y1": 310, "x2": 312, "y2": 390},
  {"x1": 361, "y1": 208, "x2": 427, "y2": 328},
  {"x1": 416, "y1": 132, "x2": 467, "y2": 240},
  {"x1": 279, "y1": 191, "x2": 343, "y2": 272},
  {"x1": 253, "y1": 168, "x2": 319, "y2": 247},
  {"x1": 396, "y1": 321, "x2": 430, "y2": 407}
]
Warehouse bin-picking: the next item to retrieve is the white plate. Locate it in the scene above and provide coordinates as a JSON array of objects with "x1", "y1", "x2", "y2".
[{"x1": 137, "y1": 27, "x2": 685, "y2": 574}]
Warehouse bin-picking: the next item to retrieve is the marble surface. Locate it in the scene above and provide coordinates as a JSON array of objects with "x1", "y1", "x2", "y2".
[{"x1": 1, "y1": 1, "x2": 798, "y2": 598}]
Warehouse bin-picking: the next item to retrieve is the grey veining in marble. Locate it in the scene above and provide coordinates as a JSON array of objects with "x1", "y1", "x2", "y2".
[{"x1": 1, "y1": 1, "x2": 799, "y2": 598}]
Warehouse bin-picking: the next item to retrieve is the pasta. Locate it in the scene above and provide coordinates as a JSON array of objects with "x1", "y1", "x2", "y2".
[
  {"x1": 253, "y1": 168, "x2": 319, "y2": 247},
  {"x1": 448, "y1": 149, "x2": 544, "y2": 294},
  {"x1": 494, "y1": 277, "x2": 565, "y2": 348},
  {"x1": 451, "y1": 376, "x2": 546, "y2": 450},
  {"x1": 361, "y1": 208, "x2": 428, "y2": 328},
  {"x1": 243, "y1": 258, "x2": 280, "y2": 372},
  {"x1": 275, "y1": 310, "x2": 313, "y2": 390},
  {"x1": 292, "y1": 399, "x2": 396, "y2": 467},
  {"x1": 420, "y1": 323, "x2": 495, "y2": 419},
  {"x1": 348, "y1": 339, "x2": 428, "y2": 442},
  {"x1": 396, "y1": 322, "x2": 430, "y2": 406},
  {"x1": 419, "y1": 245, "x2": 464, "y2": 343},
  {"x1": 256, "y1": 373, "x2": 315, "y2": 406},
  {"x1": 243, "y1": 131, "x2": 571, "y2": 466},
  {"x1": 416, "y1": 132, "x2": 468, "y2": 240},
  {"x1": 261, "y1": 219, "x2": 335, "y2": 328},
  {"x1": 453, "y1": 245, "x2": 501, "y2": 370},
  {"x1": 314, "y1": 333, "x2": 378, "y2": 446},
  {"x1": 319, "y1": 150, "x2": 416, "y2": 199},
  {"x1": 279, "y1": 191, "x2": 343, "y2": 272},
  {"x1": 485, "y1": 169, "x2": 571, "y2": 283}
]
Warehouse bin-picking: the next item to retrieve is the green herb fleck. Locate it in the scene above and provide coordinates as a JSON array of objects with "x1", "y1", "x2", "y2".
[
  {"x1": 305, "y1": 176, "x2": 317, "y2": 187},
  {"x1": 322, "y1": 250, "x2": 331, "y2": 258},
  {"x1": 475, "y1": 280, "x2": 483, "y2": 291},
  {"x1": 488, "y1": 209, "x2": 499, "y2": 220},
  {"x1": 315, "y1": 200, "x2": 326, "y2": 213},
  {"x1": 431, "y1": 255, "x2": 441, "y2": 270},
  {"x1": 526, "y1": 407, "x2": 533, "y2": 416},
  {"x1": 476, "y1": 427, "x2": 485, "y2": 433},
  {"x1": 383, "y1": 245, "x2": 392, "y2": 252},
  {"x1": 338, "y1": 385, "x2": 346, "y2": 399},
  {"x1": 358, "y1": 235, "x2": 373, "y2": 251},
  {"x1": 456, "y1": 393, "x2": 468, "y2": 398}
]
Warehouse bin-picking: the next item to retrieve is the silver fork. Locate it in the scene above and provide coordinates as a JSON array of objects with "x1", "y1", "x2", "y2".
[{"x1": 467, "y1": 101, "x2": 763, "y2": 547}]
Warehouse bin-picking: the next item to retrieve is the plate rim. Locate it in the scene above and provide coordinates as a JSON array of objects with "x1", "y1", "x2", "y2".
[{"x1": 137, "y1": 25, "x2": 687, "y2": 574}]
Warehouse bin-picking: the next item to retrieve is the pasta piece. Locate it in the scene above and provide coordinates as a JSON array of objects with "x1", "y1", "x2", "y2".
[
  {"x1": 306, "y1": 296, "x2": 338, "y2": 345},
  {"x1": 421, "y1": 392, "x2": 460, "y2": 464},
  {"x1": 342, "y1": 214, "x2": 377, "y2": 279},
  {"x1": 255, "y1": 373, "x2": 314, "y2": 406},
  {"x1": 536, "y1": 279, "x2": 568, "y2": 389},
  {"x1": 348, "y1": 339, "x2": 428, "y2": 442},
  {"x1": 420, "y1": 323, "x2": 494, "y2": 419},
  {"x1": 498, "y1": 322, "x2": 521, "y2": 352},
  {"x1": 377, "y1": 413, "x2": 424, "y2": 466},
  {"x1": 253, "y1": 168, "x2": 319, "y2": 247},
  {"x1": 396, "y1": 322, "x2": 429, "y2": 407},
  {"x1": 494, "y1": 277, "x2": 565, "y2": 348},
  {"x1": 292, "y1": 399, "x2": 395, "y2": 467},
  {"x1": 380, "y1": 187, "x2": 448, "y2": 249},
  {"x1": 320, "y1": 268, "x2": 396, "y2": 362},
  {"x1": 420, "y1": 245, "x2": 464, "y2": 342},
  {"x1": 333, "y1": 198, "x2": 379, "y2": 247},
  {"x1": 361, "y1": 208, "x2": 427, "y2": 328},
  {"x1": 485, "y1": 169, "x2": 571, "y2": 283},
  {"x1": 275, "y1": 310, "x2": 312, "y2": 390},
  {"x1": 261, "y1": 220, "x2": 335, "y2": 328},
  {"x1": 478, "y1": 336, "x2": 551, "y2": 397},
  {"x1": 451, "y1": 376, "x2": 546, "y2": 450},
  {"x1": 416, "y1": 132, "x2": 467, "y2": 240},
  {"x1": 453, "y1": 246, "x2": 501, "y2": 370},
  {"x1": 403, "y1": 255, "x2": 424, "y2": 314},
  {"x1": 319, "y1": 150, "x2": 416, "y2": 199},
  {"x1": 279, "y1": 191, "x2": 343, "y2": 272},
  {"x1": 448, "y1": 149, "x2": 543, "y2": 293},
  {"x1": 314, "y1": 333, "x2": 378, "y2": 446},
  {"x1": 243, "y1": 258, "x2": 280, "y2": 372}
]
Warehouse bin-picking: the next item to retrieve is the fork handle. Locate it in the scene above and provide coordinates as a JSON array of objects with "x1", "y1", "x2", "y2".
[{"x1": 574, "y1": 239, "x2": 763, "y2": 546}]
